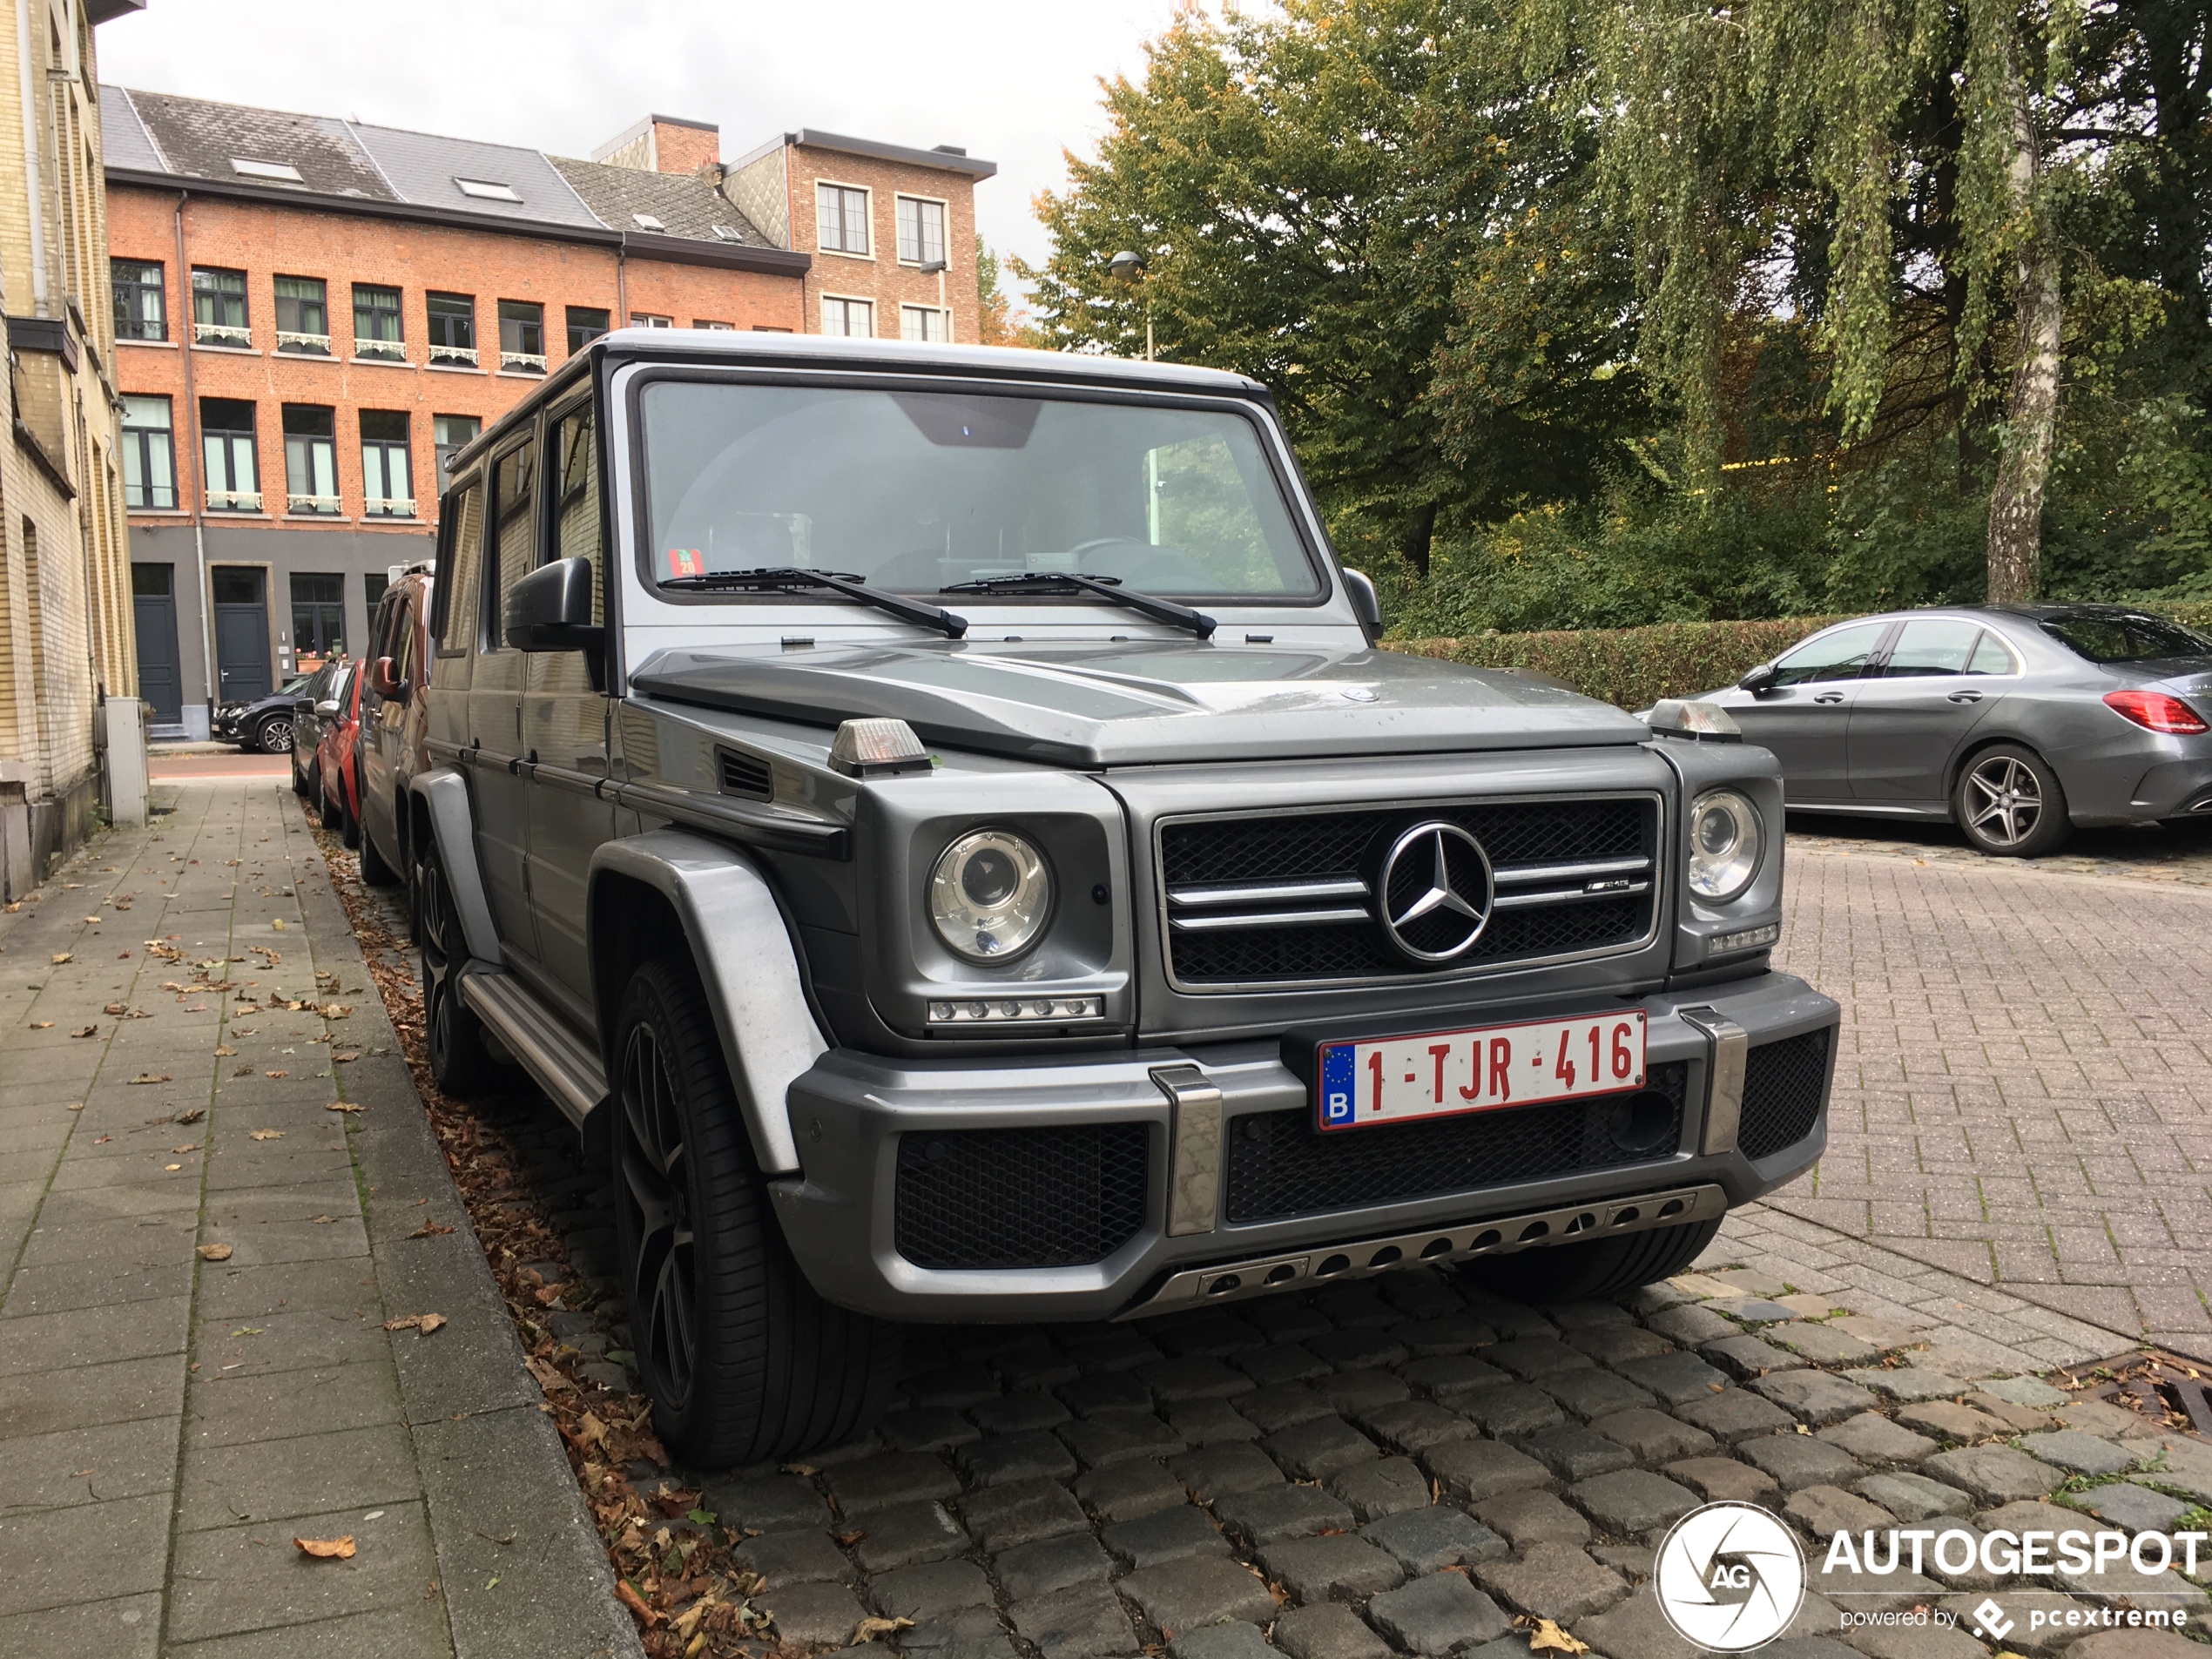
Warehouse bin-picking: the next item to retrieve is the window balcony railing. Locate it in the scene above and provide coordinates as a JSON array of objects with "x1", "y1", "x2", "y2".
[
  {"x1": 287, "y1": 492, "x2": 342, "y2": 515},
  {"x1": 354, "y1": 337, "x2": 406, "y2": 361},
  {"x1": 364, "y1": 497, "x2": 417, "y2": 517},
  {"x1": 428, "y1": 344, "x2": 478, "y2": 367},
  {"x1": 275, "y1": 330, "x2": 334, "y2": 355},
  {"x1": 207, "y1": 488, "x2": 261, "y2": 511},
  {"x1": 194, "y1": 322, "x2": 251, "y2": 347},
  {"x1": 500, "y1": 350, "x2": 547, "y2": 374}
]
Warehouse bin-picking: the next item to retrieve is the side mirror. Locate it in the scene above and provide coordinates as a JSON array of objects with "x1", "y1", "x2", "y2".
[
  {"x1": 368, "y1": 656, "x2": 408, "y2": 701},
  {"x1": 1737, "y1": 662, "x2": 1778, "y2": 696},
  {"x1": 314, "y1": 698, "x2": 341, "y2": 719},
  {"x1": 1341, "y1": 567, "x2": 1382, "y2": 635},
  {"x1": 507, "y1": 556, "x2": 603, "y2": 652}
]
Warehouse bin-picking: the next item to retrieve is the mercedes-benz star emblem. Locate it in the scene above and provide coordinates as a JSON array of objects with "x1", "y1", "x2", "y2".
[{"x1": 1378, "y1": 821, "x2": 1494, "y2": 963}]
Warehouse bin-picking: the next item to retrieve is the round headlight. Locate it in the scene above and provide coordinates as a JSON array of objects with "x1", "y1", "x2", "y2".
[
  {"x1": 930, "y1": 829, "x2": 1053, "y2": 962},
  {"x1": 1687, "y1": 790, "x2": 1763, "y2": 902}
]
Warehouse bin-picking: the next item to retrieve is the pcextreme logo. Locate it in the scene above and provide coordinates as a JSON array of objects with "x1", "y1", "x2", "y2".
[{"x1": 1653, "y1": 1501, "x2": 1808, "y2": 1651}]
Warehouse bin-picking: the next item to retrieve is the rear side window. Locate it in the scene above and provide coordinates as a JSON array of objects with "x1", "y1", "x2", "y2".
[
  {"x1": 1880, "y1": 618, "x2": 1981, "y2": 678},
  {"x1": 2040, "y1": 612, "x2": 2212, "y2": 664},
  {"x1": 1772, "y1": 621, "x2": 1888, "y2": 686},
  {"x1": 1966, "y1": 631, "x2": 2019, "y2": 675},
  {"x1": 550, "y1": 404, "x2": 603, "y2": 624},
  {"x1": 437, "y1": 482, "x2": 484, "y2": 655},
  {"x1": 489, "y1": 438, "x2": 538, "y2": 649}
]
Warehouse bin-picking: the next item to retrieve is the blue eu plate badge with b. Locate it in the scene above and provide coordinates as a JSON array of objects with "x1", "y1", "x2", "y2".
[{"x1": 1319, "y1": 1042, "x2": 1357, "y2": 1127}]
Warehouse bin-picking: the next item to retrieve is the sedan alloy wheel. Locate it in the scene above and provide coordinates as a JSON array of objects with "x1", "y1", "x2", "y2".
[{"x1": 1955, "y1": 744, "x2": 2071, "y2": 857}]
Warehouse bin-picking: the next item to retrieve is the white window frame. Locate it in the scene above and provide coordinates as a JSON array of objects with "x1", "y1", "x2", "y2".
[
  {"x1": 895, "y1": 192, "x2": 950, "y2": 267},
  {"x1": 819, "y1": 293, "x2": 875, "y2": 339},
  {"x1": 900, "y1": 304, "x2": 948, "y2": 343},
  {"x1": 814, "y1": 179, "x2": 874, "y2": 260}
]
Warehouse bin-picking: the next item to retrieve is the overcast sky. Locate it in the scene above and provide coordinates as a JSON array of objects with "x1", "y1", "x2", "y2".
[{"x1": 95, "y1": 0, "x2": 1180, "y2": 279}]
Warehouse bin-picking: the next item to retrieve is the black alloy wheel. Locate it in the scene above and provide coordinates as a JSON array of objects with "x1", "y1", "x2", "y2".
[
  {"x1": 416, "y1": 835, "x2": 491, "y2": 1096},
  {"x1": 612, "y1": 958, "x2": 901, "y2": 1464},
  {"x1": 259, "y1": 716, "x2": 293, "y2": 754}
]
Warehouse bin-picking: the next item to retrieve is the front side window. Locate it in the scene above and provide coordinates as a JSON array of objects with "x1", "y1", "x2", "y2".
[
  {"x1": 567, "y1": 305, "x2": 609, "y2": 354},
  {"x1": 201, "y1": 396, "x2": 259, "y2": 509},
  {"x1": 291, "y1": 571, "x2": 345, "y2": 671},
  {"x1": 434, "y1": 413, "x2": 480, "y2": 486},
  {"x1": 896, "y1": 196, "x2": 947, "y2": 266},
  {"x1": 640, "y1": 383, "x2": 1323, "y2": 601},
  {"x1": 361, "y1": 410, "x2": 413, "y2": 516},
  {"x1": 900, "y1": 306, "x2": 947, "y2": 343},
  {"x1": 497, "y1": 300, "x2": 545, "y2": 372},
  {"x1": 281, "y1": 405, "x2": 339, "y2": 513},
  {"x1": 354, "y1": 284, "x2": 403, "y2": 358},
  {"x1": 113, "y1": 259, "x2": 166, "y2": 341},
  {"x1": 550, "y1": 403, "x2": 604, "y2": 621},
  {"x1": 1880, "y1": 618, "x2": 1983, "y2": 678},
  {"x1": 489, "y1": 437, "x2": 538, "y2": 648},
  {"x1": 273, "y1": 276, "x2": 330, "y2": 353},
  {"x1": 192, "y1": 266, "x2": 248, "y2": 345},
  {"x1": 2040, "y1": 611, "x2": 2212, "y2": 664},
  {"x1": 821, "y1": 296, "x2": 873, "y2": 338},
  {"x1": 427, "y1": 292, "x2": 475, "y2": 363},
  {"x1": 816, "y1": 183, "x2": 868, "y2": 254},
  {"x1": 1771, "y1": 622, "x2": 1889, "y2": 686},
  {"x1": 120, "y1": 395, "x2": 177, "y2": 509}
]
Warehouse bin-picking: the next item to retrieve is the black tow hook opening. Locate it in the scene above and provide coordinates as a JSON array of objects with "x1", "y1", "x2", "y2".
[{"x1": 1605, "y1": 1089, "x2": 1679, "y2": 1155}]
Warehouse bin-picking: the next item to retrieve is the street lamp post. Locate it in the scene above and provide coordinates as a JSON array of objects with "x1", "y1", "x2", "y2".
[{"x1": 1109, "y1": 249, "x2": 1151, "y2": 361}]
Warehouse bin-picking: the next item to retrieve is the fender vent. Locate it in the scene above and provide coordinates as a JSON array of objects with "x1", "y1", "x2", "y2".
[{"x1": 716, "y1": 747, "x2": 772, "y2": 799}]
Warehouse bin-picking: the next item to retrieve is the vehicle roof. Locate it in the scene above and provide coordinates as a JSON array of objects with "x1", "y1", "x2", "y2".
[
  {"x1": 1808, "y1": 602, "x2": 2195, "y2": 629},
  {"x1": 448, "y1": 329, "x2": 1271, "y2": 476}
]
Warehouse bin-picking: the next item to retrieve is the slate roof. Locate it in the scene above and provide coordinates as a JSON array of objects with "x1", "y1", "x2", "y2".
[
  {"x1": 118, "y1": 90, "x2": 398, "y2": 200},
  {"x1": 548, "y1": 157, "x2": 771, "y2": 247},
  {"x1": 348, "y1": 122, "x2": 603, "y2": 229}
]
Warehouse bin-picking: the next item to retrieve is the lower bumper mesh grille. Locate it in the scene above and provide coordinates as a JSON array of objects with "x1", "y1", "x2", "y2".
[
  {"x1": 1737, "y1": 1028, "x2": 1831, "y2": 1160},
  {"x1": 895, "y1": 1123, "x2": 1150, "y2": 1270},
  {"x1": 1224, "y1": 1062, "x2": 1689, "y2": 1224}
]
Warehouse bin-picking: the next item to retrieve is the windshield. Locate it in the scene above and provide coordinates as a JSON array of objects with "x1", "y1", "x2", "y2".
[
  {"x1": 2040, "y1": 612, "x2": 2212, "y2": 664},
  {"x1": 639, "y1": 382, "x2": 1322, "y2": 600}
]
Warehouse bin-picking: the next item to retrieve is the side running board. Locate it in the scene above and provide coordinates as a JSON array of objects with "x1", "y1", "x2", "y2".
[{"x1": 458, "y1": 968, "x2": 609, "y2": 1130}]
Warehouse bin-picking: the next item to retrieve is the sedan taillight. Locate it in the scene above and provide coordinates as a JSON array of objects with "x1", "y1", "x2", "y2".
[{"x1": 2103, "y1": 689, "x2": 2210, "y2": 735}]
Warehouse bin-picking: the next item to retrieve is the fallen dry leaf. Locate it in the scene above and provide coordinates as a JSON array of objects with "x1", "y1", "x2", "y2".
[
  {"x1": 408, "y1": 1220, "x2": 455, "y2": 1238},
  {"x1": 853, "y1": 1618, "x2": 915, "y2": 1642},
  {"x1": 175, "y1": 1108, "x2": 205, "y2": 1125},
  {"x1": 310, "y1": 1214, "x2": 334, "y2": 1224},
  {"x1": 248, "y1": 1129, "x2": 283, "y2": 1142},
  {"x1": 614, "y1": 1579, "x2": 661, "y2": 1627},
  {"x1": 129, "y1": 1072, "x2": 170, "y2": 1084},
  {"x1": 196, "y1": 1243, "x2": 233, "y2": 1261},
  {"x1": 326, "y1": 1101, "x2": 362, "y2": 1114},
  {"x1": 214, "y1": 1045, "x2": 236, "y2": 1057},
  {"x1": 30, "y1": 1021, "x2": 52, "y2": 1030},
  {"x1": 173, "y1": 1143, "x2": 199, "y2": 1154},
  {"x1": 382, "y1": 1312, "x2": 448, "y2": 1334},
  {"x1": 49, "y1": 952, "x2": 71, "y2": 964},
  {"x1": 264, "y1": 1069, "x2": 288, "y2": 1079},
  {"x1": 271, "y1": 918, "x2": 286, "y2": 930},
  {"x1": 293, "y1": 1535, "x2": 355, "y2": 1560},
  {"x1": 165, "y1": 1163, "x2": 182, "y2": 1171},
  {"x1": 92, "y1": 1134, "x2": 111, "y2": 1144},
  {"x1": 103, "y1": 1002, "x2": 128, "y2": 1015},
  {"x1": 70, "y1": 1025, "x2": 97, "y2": 1038},
  {"x1": 83, "y1": 915, "x2": 101, "y2": 924},
  {"x1": 233, "y1": 1064, "x2": 254, "y2": 1076},
  {"x1": 323, "y1": 1004, "x2": 353, "y2": 1019},
  {"x1": 1522, "y1": 1618, "x2": 1589, "y2": 1656}
]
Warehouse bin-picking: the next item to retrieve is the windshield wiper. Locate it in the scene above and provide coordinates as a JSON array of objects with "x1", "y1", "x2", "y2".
[
  {"x1": 662, "y1": 567, "x2": 968, "y2": 638},
  {"x1": 939, "y1": 571, "x2": 1217, "y2": 638}
]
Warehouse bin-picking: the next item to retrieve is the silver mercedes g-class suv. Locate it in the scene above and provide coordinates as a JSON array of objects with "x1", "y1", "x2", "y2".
[{"x1": 408, "y1": 330, "x2": 1838, "y2": 1465}]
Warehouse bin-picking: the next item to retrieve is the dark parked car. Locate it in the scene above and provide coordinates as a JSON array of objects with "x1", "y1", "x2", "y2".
[
  {"x1": 355, "y1": 563, "x2": 435, "y2": 894},
  {"x1": 1696, "y1": 604, "x2": 2212, "y2": 857},
  {"x1": 407, "y1": 330, "x2": 1839, "y2": 1463},
  {"x1": 218, "y1": 671, "x2": 314, "y2": 753}
]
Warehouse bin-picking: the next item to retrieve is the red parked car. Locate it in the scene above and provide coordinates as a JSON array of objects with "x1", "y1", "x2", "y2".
[{"x1": 315, "y1": 661, "x2": 364, "y2": 848}]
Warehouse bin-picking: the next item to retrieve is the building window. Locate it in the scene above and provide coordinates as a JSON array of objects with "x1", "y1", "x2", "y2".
[
  {"x1": 200, "y1": 398, "x2": 260, "y2": 510},
  {"x1": 113, "y1": 259, "x2": 165, "y2": 341},
  {"x1": 354, "y1": 284, "x2": 403, "y2": 360},
  {"x1": 273, "y1": 275, "x2": 331, "y2": 354},
  {"x1": 434, "y1": 414, "x2": 480, "y2": 486},
  {"x1": 896, "y1": 197, "x2": 947, "y2": 266},
  {"x1": 364, "y1": 570, "x2": 389, "y2": 612},
  {"x1": 816, "y1": 183, "x2": 869, "y2": 255},
  {"x1": 191, "y1": 266, "x2": 249, "y2": 347},
  {"x1": 292, "y1": 573, "x2": 346, "y2": 672},
  {"x1": 566, "y1": 306, "x2": 609, "y2": 354},
  {"x1": 426, "y1": 292, "x2": 476, "y2": 366},
  {"x1": 694, "y1": 319, "x2": 734, "y2": 330},
  {"x1": 282, "y1": 405, "x2": 340, "y2": 514},
  {"x1": 497, "y1": 300, "x2": 545, "y2": 373},
  {"x1": 120, "y1": 395, "x2": 177, "y2": 509},
  {"x1": 630, "y1": 313, "x2": 672, "y2": 328},
  {"x1": 361, "y1": 410, "x2": 414, "y2": 517},
  {"x1": 820, "y1": 296, "x2": 873, "y2": 338},
  {"x1": 900, "y1": 306, "x2": 948, "y2": 343}
]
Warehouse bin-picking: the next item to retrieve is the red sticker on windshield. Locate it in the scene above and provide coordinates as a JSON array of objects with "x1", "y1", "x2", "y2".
[{"x1": 667, "y1": 548, "x2": 706, "y2": 578}]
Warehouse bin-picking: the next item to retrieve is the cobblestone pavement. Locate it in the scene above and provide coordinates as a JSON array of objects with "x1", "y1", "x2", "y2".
[
  {"x1": 0, "y1": 783, "x2": 633, "y2": 1659},
  {"x1": 1773, "y1": 836, "x2": 2212, "y2": 1363},
  {"x1": 1785, "y1": 809, "x2": 2212, "y2": 890}
]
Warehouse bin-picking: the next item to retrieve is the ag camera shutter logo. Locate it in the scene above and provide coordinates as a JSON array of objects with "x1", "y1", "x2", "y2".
[{"x1": 1654, "y1": 1501, "x2": 1807, "y2": 1651}]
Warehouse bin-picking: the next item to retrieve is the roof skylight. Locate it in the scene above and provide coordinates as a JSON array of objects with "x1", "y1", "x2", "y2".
[
  {"x1": 711, "y1": 224, "x2": 744, "y2": 242},
  {"x1": 455, "y1": 178, "x2": 521, "y2": 202},
  {"x1": 632, "y1": 212, "x2": 665, "y2": 231},
  {"x1": 231, "y1": 158, "x2": 303, "y2": 182}
]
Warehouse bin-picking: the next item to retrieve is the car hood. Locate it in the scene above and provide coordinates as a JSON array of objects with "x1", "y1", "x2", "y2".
[{"x1": 629, "y1": 639, "x2": 1647, "y2": 767}]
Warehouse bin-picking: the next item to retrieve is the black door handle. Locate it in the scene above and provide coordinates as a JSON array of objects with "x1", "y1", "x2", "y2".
[
  {"x1": 1812, "y1": 691, "x2": 1846, "y2": 704},
  {"x1": 1948, "y1": 690, "x2": 1982, "y2": 703}
]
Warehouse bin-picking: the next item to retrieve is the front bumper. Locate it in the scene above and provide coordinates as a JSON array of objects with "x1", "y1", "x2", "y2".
[{"x1": 772, "y1": 971, "x2": 1838, "y2": 1323}]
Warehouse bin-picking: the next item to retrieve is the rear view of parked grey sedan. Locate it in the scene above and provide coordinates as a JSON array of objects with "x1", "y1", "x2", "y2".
[{"x1": 1697, "y1": 604, "x2": 2212, "y2": 856}]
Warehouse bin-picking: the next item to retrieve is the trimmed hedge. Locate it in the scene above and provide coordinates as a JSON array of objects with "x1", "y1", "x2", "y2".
[{"x1": 1390, "y1": 600, "x2": 2212, "y2": 711}]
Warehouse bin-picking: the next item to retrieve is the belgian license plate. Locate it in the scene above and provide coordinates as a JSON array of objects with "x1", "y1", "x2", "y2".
[{"x1": 1317, "y1": 1011, "x2": 1647, "y2": 1130}]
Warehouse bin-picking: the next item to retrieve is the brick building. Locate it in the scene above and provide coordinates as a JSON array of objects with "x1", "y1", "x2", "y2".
[
  {"x1": 0, "y1": 0, "x2": 140, "y2": 896},
  {"x1": 105, "y1": 97, "x2": 993, "y2": 737}
]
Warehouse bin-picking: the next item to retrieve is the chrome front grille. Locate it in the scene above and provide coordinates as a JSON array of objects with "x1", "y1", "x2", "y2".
[{"x1": 1157, "y1": 796, "x2": 1661, "y2": 989}]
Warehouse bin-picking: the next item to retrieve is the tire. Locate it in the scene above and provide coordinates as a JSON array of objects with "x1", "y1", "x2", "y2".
[
  {"x1": 319, "y1": 777, "x2": 341, "y2": 831},
  {"x1": 340, "y1": 786, "x2": 361, "y2": 850},
  {"x1": 257, "y1": 716, "x2": 293, "y2": 754},
  {"x1": 417, "y1": 835, "x2": 492, "y2": 1097},
  {"x1": 291, "y1": 756, "x2": 310, "y2": 799},
  {"x1": 358, "y1": 819, "x2": 398, "y2": 887},
  {"x1": 1952, "y1": 743, "x2": 2072, "y2": 858},
  {"x1": 613, "y1": 957, "x2": 902, "y2": 1465},
  {"x1": 1460, "y1": 1216, "x2": 1723, "y2": 1304}
]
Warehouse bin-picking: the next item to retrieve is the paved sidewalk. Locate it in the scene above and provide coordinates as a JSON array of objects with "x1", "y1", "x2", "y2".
[{"x1": 0, "y1": 780, "x2": 636, "y2": 1658}]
